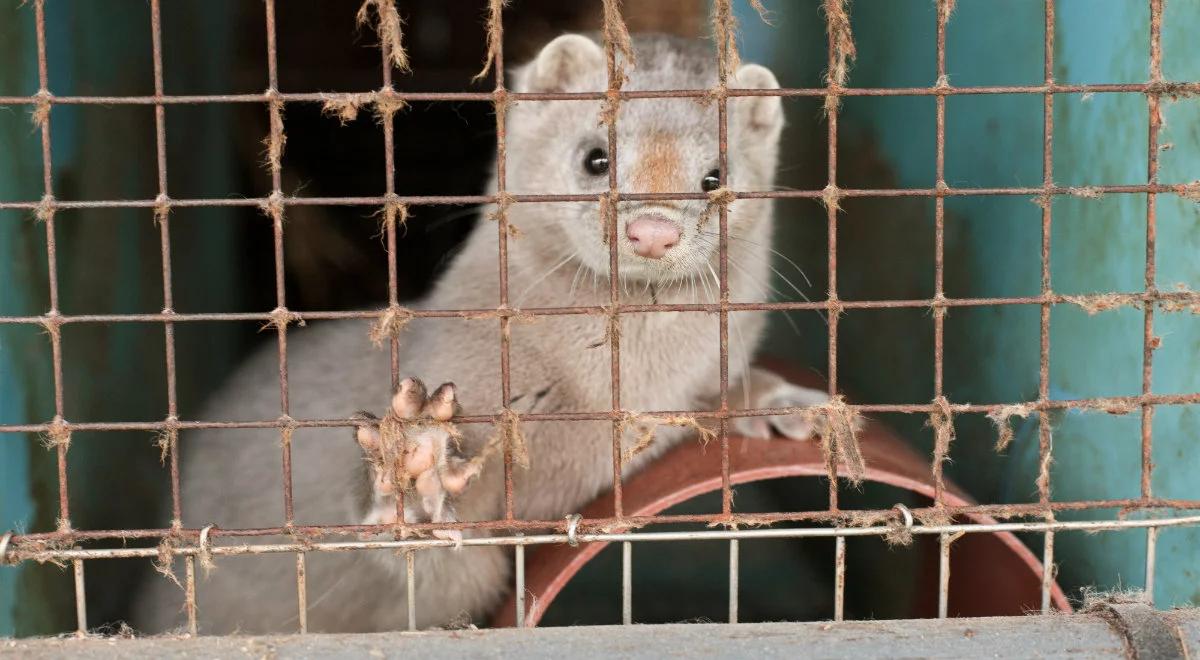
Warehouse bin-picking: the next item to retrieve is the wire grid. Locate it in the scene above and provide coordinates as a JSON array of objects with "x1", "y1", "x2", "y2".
[{"x1": 0, "y1": 0, "x2": 1198, "y2": 636}]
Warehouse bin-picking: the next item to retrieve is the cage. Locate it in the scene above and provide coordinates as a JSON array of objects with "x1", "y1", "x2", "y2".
[{"x1": 1, "y1": 0, "x2": 1198, "y2": 656}]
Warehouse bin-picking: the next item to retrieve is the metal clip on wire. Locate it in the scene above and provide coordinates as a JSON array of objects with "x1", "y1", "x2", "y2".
[
  {"x1": 565, "y1": 514, "x2": 582, "y2": 547},
  {"x1": 0, "y1": 531, "x2": 12, "y2": 566},
  {"x1": 892, "y1": 503, "x2": 915, "y2": 531}
]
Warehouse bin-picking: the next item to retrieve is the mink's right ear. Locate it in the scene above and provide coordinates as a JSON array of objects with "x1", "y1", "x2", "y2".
[
  {"x1": 517, "y1": 34, "x2": 604, "y2": 93},
  {"x1": 731, "y1": 64, "x2": 784, "y2": 142}
]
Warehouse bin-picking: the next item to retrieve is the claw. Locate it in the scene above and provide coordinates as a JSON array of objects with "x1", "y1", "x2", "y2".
[
  {"x1": 441, "y1": 458, "x2": 482, "y2": 495},
  {"x1": 392, "y1": 377, "x2": 428, "y2": 418},
  {"x1": 424, "y1": 383, "x2": 459, "y2": 421},
  {"x1": 355, "y1": 424, "x2": 382, "y2": 454}
]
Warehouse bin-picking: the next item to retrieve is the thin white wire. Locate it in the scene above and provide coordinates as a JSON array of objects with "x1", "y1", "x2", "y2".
[{"x1": 10, "y1": 513, "x2": 1200, "y2": 562}]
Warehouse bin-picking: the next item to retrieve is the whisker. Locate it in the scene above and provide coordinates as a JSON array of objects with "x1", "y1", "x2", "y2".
[
  {"x1": 516, "y1": 250, "x2": 579, "y2": 306},
  {"x1": 705, "y1": 262, "x2": 722, "y2": 300},
  {"x1": 698, "y1": 229, "x2": 814, "y2": 289},
  {"x1": 692, "y1": 235, "x2": 813, "y2": 336},
  {"x1": 697, "y1": 264, "x2": 715, "y2": 303},
  {"x1": 697, "y1": 234, "x2": 820, "y2": 317},
  {"x1": 692, "y1": 234, "x2": 788, "y2": 302},
  {"x1": 569, "y1": 260, "x2": 588, "y2": 300}
]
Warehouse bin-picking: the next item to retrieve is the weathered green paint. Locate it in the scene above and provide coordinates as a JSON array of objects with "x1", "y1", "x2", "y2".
[
  {"x1": 752, "y1": 0, "x2": 1199, "y2": 609},
  {"x1": 1, "y1": 0, "x2": 248, "y2": 636},
  {"x1": 1, "y1": 0, "x2": 54, "y2": 639}
]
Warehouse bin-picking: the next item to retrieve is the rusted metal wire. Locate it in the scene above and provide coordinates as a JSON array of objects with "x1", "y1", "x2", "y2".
[
  {"x1": 8, "y1": 496, "x2": 1200, "y2": 548},
  {"x1": 5, "y1": 82, "x2": 1200, "y2": 108},
  {"x1": 932, "y1": 0, "x2": 951, "y2": 619},
  {"x1": 6, "y1": 183, "x2": 1200, "y2": 212},
  {"x1": 147, "y1": 0, "x2": 182, "y2": 533},
  {"x1": 1140, "y1": 0, "x2": 1167, "y2": 610},
  {"x1": 1037, "y1": 0, "x2": 1058, "y2": 615},
  {"x1": 3, "y1": 391, "x2": 1197, "y2": 435},
  {"x1": 2, "y1": 288, "x2": 1198, "y2": 327},
  {"x1": 1, "y1": 0, "x2": 1197, "y2": 634},
  {"x1": 602, "y1": 0, "x2": 627, "y2": 519},
  {"x1": 8, "y1": 513, "x2": 1200, "y2": 565},
  {"x1": 490, "y1": 0, "x2": 516, "y2": 523}
]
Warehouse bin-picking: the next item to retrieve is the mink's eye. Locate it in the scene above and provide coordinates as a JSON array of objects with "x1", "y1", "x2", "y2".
[
  {"x1": 701, "y1": 169, "x2": 722, "y2": 192},
  {"x1": 583, "y1": 147, "x2": 609, "y2": 176}
]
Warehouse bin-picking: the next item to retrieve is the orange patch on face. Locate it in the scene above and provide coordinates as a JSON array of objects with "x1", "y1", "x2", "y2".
[{"x1": 630, "y1": 133, "x2": 681, "y2": 193}]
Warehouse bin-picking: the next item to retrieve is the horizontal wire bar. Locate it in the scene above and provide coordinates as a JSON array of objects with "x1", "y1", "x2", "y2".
[
  {"x1": 8, "y1": 514, "x2": 1200, "y2": 564},
  {"x1": 3, "y1": 183, "x2": 1199, "y2": 211},
  {"x1": 1, "y1": 288, "x2": 1198, "y2": 327},
  {"x1": 6, "y1": 498, "x2": 1199, "y2": 547},
  {"x1": 1, "y1": 392, "x2": 1197, "y2": 435},
  {"x1": 1, "y1": 81, "x2": 1197, "y2": 107}
]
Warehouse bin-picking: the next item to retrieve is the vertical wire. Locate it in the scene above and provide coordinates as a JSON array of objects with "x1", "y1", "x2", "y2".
[
  {"x1": 33, "y1": 0, "x2": 71, "y2": 533},
  {"x1": 937, "y1": 533, "x2": 952, "y2": 619},
  {"x1": 262, "y1": 3, "x2": 309, "y2": 626},
  {"x1": 378, "y1": 0, "x2": 406, "y2": 523},
  {"x1": 1038, "y1": 0, "x2": 1057, "y2": 613},
  {"x1": 407, "y1": 550, "x2": 417, "y2": 631},
  {"x1": 728, "y1": 539, "x2": 739, "y2": 623},
  {"x1": 262, "y1": 0, "x2": 294, "y2": 525},
  {"x1": 515, "y1": 542, "x2": 526, "y2": 627},
  {"x1": 184, "y1": 555, "x2": 198, "y2": 635},
  {"x1": 1041, "y1": 530, "x2": 1056, "y2": 613},
  {"x1": 834, "y1": 536, "x2": 846, "y2": 621},
  {"x1": 296, "y1": 552, "x2": 308, "y2": 633},
  {"x1": 715, "y1": 3, "x2": 733, "y2": 518},
  {"x1": 1141, "y1": 0, "x2": 1164, "y2": 606},
  {"x1": 482, "y1": 1, "x2": 517, "y2": 521},
  {"x1": 823, "y1": 2, "x2": 843, "y2": 515},
  {"x1": 934, "y1": 0, "x2": 952, "y2": 620},
  {"x1": 73, "y1": 558, "x2": 87, "y2": 636},
  {"x1": 148, "y1": 0, "x2": 183, "y2": 534},
  {"x1": 603, "y1": 3, "x2": 625, "y2": 519},
  {"x1": 622, "y1": 540, "x2": 632, "y2": 625}
]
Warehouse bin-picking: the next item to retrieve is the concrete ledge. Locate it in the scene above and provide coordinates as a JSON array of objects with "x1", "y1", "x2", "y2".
[{"x1": 4, "y1": 613, "x2": 1198, "y2": 659}]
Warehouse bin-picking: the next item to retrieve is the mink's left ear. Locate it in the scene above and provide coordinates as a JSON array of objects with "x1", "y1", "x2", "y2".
[
  {"x1": 731, "y1": 63, "x2": 784, "y2": 141},
  {"x1": 518, "y1": 33, "x2": 605, "y2": 93}
]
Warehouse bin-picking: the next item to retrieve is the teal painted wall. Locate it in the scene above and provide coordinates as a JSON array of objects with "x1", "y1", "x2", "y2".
[
  {"x1": 1, "y1": 0, "x2": 247, "y2": 635},
  {"x1": 752, "y1": 0, "x2": 1199, "y2": 608},
  {"x1": 1, "y1": 1, "x2": 47, "y2": 638}
]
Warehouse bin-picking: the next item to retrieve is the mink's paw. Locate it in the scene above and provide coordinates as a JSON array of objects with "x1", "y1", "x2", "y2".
[
  {"x1": 731, "y1": 375, "x2": 830, "y2": 441},
  {"x1": 354, "y1": 378, "x2": 479, "y2": 533}
]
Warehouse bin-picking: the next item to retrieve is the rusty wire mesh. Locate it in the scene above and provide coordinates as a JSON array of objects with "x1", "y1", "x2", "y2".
[{"x1": 1, "y1": 0, "x2": 1199, "y2": 636}]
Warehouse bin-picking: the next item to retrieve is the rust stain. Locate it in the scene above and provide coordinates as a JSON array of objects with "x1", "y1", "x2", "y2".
[{"x1": 631, "y1": 133, "x2": 681, "y2": 194}]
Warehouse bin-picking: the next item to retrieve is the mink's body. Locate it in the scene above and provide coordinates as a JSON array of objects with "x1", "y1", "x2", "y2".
[{"x1": 133, "y1": 33, "x2": 827, "y2": 634}]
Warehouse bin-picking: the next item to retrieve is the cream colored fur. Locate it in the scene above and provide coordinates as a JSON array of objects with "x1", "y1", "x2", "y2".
[{"x1": 133, "y1": 33, "x2": 826, "y2": 634}]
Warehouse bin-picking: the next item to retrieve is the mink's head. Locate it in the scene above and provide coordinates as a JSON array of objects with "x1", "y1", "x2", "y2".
[{"x1": 506, "y1": 33, "x2": 784, "y2": 285}]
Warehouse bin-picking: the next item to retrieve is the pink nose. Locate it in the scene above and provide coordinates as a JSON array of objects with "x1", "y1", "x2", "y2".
[{"x1": 625, "y1": 215, "x2": 681, "y2": 259}]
